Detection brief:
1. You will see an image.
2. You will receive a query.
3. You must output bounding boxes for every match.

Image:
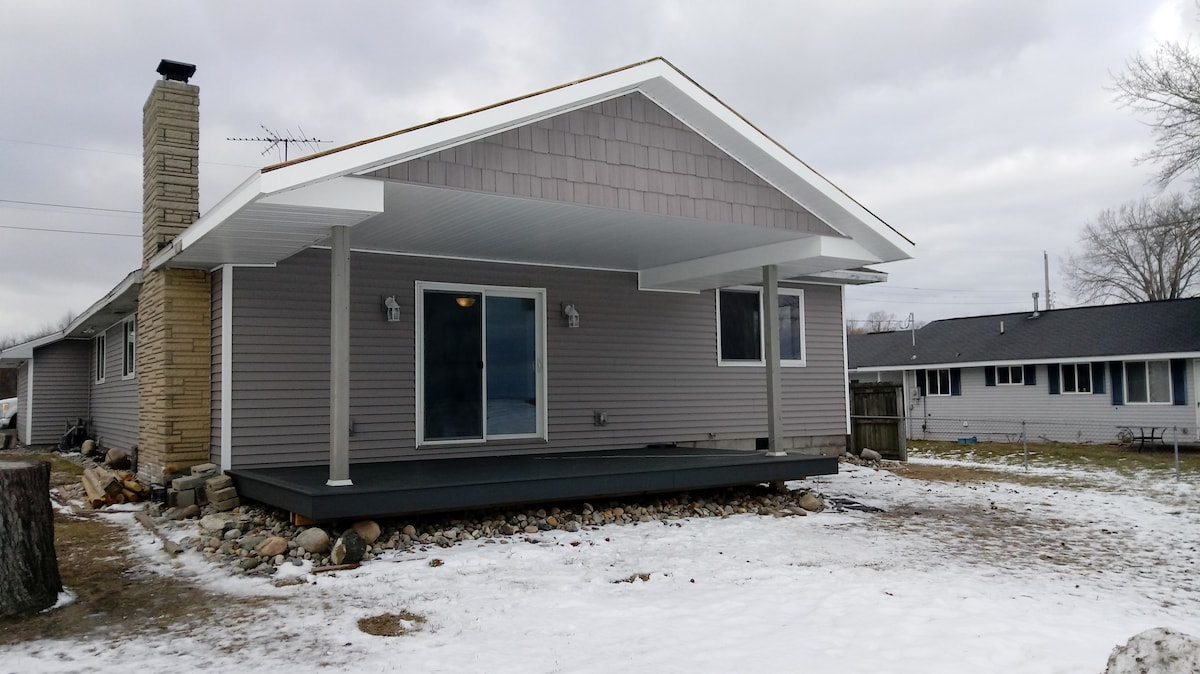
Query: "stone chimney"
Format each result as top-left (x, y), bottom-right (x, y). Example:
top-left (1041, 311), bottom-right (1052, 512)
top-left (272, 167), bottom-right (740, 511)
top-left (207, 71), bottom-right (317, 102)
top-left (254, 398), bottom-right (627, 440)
top-left (137, 59), bottom-right (212, 484)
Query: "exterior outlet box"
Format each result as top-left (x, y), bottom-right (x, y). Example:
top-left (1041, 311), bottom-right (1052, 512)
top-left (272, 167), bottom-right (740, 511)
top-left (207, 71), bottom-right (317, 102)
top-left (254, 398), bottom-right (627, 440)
top-left (593, 411), bottom-right (608, 426)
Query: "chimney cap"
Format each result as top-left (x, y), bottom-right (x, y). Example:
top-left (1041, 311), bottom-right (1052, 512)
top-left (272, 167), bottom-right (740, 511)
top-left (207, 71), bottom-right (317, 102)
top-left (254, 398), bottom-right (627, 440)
top-left (156, 59), bottom-right (196, 83)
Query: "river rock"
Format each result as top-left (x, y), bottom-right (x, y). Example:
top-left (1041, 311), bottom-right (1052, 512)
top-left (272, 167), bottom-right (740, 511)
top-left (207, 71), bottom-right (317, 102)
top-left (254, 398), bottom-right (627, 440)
top-left (295, 527), bottom-right (330, 554)
top-left (352, 520), bottom-right (381, 545)
top-left (799, 492), bottom-right (825, 512)
top-left (255, 536), bottom-right (288, 558)
top-left (860, 448), bottom-right (883, 462)
top-left (104, 447), bottom-right (132, 469)
top-left (331, 528), bottom-right (366, 565)
top-left (199, 512), bottom-right (251, 534)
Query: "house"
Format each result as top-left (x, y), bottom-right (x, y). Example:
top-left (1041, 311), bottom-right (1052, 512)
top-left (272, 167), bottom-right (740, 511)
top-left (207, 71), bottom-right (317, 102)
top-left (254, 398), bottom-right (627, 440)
top-left (1, 271), bottom-right (141, 449)
top-left (3, 57), bottom-right (914, 518)
top-left (847, 299), bottom-right (1200, 444)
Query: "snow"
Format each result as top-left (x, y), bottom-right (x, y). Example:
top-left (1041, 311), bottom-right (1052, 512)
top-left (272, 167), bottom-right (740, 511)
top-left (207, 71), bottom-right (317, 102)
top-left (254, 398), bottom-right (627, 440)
top-left (6, 460), bottom-right (1199, 673)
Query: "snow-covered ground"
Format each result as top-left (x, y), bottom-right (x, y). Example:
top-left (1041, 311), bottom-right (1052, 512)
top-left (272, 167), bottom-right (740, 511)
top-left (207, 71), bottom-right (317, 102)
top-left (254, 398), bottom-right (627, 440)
top-left (6, 459), bottom-right (1199, 674)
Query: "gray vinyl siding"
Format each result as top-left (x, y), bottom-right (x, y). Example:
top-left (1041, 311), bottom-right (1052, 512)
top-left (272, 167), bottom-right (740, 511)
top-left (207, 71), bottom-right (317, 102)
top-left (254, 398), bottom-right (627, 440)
top-left (211, 270), bottom-right (223, 465)
top-left (16, 361), bottom-right (29, 444)
top-left (88, 321), bottom-right (138, 450)
top-left (368, 92), bottom-right (839, 237)
top-left (905, 362), bottom-right (1197, 444)
top-left (228, 248), bottom-right (848, 469)
top-left (26, 340), bottom-right (90, 446)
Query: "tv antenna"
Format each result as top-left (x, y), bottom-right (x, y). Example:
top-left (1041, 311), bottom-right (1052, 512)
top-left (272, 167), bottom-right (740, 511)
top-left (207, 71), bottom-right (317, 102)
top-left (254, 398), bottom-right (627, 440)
top-left (227, 125), bottom-right (332, 162)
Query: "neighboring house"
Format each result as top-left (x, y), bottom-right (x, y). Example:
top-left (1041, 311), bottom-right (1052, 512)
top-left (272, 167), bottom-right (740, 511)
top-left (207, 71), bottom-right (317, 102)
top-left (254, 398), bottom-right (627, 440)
top-left (4, 57), bottom-right (915, 518)
top-left (847, 299), bottom-right (1200, 444)
top-left (0, 271), bottom-right (141, 448)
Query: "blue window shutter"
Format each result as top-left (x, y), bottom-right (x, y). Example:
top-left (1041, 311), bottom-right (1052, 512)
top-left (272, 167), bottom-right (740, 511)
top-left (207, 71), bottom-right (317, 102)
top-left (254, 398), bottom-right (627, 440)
top-left (1091, 362), bottom-right (1105, 395)
top-left (916, 369), bottom-right (926, 396)
top-left (1170, 359), bottom-right (1187, 405)
top-left (1023, 364), bottom-right (1036, 386)
top-left (1047, 363), bottom-right (1060, 395)
top-left (1109, 362), bottom-right (1124, 405)
top-left (950, 368), bottom-right (962, 396)
top-left (984, 366), bottom-right (996, 387)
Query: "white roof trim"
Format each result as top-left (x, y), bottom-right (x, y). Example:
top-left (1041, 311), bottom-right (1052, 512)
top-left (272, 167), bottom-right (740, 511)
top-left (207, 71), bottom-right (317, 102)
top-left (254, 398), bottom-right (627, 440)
top-left (853, 352), bottom-right (1200, 372)
top-left (0, 331), bottom-right (66, 361)
top-left (154, 58), bottom-right (914, 272)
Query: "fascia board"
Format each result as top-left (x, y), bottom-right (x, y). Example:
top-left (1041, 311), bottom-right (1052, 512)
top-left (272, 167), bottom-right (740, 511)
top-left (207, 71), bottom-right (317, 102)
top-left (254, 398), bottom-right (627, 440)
top-left (150, 172), bottom-right (266, 271)
top-left (0, 331), bottom-right (66, 361)
top-left (63, 270), bottom-right (143, 337)
top-left (639, 235), bottom-right (877, 290)
top-left (854, 351), bottom-right (1200, 372)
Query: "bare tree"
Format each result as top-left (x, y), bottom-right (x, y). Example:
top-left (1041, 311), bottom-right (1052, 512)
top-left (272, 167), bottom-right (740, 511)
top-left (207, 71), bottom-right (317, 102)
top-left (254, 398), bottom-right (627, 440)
top-left (847, 310), bottom-right (899, 334)
top-left (1064, 194), bottom-right (1200, 303)
top-left (1113, 41), bottom-right (1200, 187)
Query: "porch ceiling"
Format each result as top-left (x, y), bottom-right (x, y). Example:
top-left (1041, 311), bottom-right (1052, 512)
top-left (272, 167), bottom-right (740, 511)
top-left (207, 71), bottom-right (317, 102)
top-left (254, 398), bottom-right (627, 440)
top-left (167, 179), bottom-right (880, 291)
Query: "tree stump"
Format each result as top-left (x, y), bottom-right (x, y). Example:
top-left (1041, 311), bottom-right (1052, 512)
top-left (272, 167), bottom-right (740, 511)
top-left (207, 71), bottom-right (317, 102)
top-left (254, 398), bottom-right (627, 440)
top-left (0, 461), bottom-right (63, 618)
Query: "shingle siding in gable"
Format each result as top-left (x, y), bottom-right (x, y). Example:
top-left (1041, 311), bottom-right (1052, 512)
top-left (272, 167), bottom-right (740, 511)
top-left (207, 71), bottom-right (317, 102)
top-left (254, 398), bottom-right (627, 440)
top-left (370, 92), bottom-right (839, 236)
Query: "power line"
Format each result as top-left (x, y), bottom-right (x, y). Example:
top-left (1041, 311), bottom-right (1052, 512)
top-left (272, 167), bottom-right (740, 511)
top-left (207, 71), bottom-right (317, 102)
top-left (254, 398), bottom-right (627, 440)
top-left (0, 224), bottom-right (139, 238)
top-left (0, 134), bottom-right (260, 167)
top-left (0, 198), bottom-right (139, 215)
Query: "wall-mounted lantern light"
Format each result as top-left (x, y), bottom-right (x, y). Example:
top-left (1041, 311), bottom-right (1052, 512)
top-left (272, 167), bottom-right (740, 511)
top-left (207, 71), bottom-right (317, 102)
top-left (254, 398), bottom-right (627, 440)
top-left (383, 295), bottom-right (401, 322)
top-left (562, 303), bottom-right (580, 328)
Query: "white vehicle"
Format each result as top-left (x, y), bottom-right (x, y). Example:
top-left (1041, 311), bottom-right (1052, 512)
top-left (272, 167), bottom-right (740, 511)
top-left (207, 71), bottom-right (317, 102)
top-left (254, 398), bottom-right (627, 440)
top-left (0, 397), bottom-right (16, 429)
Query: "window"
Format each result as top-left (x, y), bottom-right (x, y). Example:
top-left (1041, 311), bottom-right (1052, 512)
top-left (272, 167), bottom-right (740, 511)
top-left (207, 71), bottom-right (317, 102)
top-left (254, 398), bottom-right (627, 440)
top-left (926, 368), bottom-right (952, 396)
top-left (122, 320), bottom-right (136, 378)
top-left (996, 365), bottom-right (1023, 385)
top-left (94, 333), bottom-right (106, 383)
top-left (1125, 360), bottom-right (1171, 403)
top-left (1060, 363), bottom-right (1091, 394)
top-left (717, 287), bottom-right (805, 366)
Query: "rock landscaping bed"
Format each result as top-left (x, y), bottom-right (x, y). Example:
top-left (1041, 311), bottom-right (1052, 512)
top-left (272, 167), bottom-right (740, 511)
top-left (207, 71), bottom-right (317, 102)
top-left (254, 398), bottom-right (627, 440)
top-left (142, 479), bottom-right (837, 579)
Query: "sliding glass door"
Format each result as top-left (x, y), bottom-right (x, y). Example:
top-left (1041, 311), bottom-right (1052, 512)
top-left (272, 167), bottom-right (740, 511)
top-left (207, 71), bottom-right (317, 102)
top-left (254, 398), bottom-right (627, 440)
top-left (418, 283), bottom-right (545, 445)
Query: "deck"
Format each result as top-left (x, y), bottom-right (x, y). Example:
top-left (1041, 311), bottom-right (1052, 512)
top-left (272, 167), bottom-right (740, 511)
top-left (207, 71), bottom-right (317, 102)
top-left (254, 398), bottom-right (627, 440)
top-left (227, 447), bottom-right (838, 520)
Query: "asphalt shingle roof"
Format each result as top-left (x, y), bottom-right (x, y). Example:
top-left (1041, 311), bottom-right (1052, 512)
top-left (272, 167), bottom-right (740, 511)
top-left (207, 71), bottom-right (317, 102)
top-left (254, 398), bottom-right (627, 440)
top-left (847, 298), bottom-right (1200, 369)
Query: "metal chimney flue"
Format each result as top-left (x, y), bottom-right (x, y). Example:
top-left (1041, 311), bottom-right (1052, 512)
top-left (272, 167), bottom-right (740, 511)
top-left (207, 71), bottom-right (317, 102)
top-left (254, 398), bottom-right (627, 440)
top-left (1030, 292), bottom-right (1041, 318)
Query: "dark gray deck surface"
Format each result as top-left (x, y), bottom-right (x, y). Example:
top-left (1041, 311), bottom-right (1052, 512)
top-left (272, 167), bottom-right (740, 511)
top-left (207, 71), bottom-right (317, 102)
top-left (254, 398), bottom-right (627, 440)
top-left (228, 447), bottom-right (838, 520)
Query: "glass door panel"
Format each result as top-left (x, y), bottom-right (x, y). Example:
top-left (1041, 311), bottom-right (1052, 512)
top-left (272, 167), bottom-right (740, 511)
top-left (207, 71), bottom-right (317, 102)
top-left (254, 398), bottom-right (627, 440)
top-left (485, 295), bottom-right (538, 436)
top-left (422, 290), bottom-right (483, 441)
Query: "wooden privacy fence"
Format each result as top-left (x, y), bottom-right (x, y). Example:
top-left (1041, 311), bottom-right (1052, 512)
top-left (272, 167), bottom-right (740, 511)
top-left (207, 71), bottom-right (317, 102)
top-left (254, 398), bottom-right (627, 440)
top-left (849, 382), bottom-right (907, 461)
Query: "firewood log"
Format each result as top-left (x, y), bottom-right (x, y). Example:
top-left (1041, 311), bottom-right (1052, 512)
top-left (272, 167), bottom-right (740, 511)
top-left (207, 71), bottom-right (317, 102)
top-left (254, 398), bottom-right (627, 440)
top-left (80, 472), bottom-right (105, 508)
top-left (84, 468), bottom-right (121, 498)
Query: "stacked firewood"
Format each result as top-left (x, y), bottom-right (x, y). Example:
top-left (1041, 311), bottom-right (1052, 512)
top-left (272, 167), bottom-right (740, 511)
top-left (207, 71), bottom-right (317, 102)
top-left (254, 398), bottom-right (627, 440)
top-left (80, 466), bottom-right (149, 508)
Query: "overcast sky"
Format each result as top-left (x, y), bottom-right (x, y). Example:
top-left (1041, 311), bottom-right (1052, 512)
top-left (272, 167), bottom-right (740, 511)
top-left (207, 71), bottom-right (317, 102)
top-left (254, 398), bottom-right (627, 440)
top-left (0, 1), bottom-right (1191, 338)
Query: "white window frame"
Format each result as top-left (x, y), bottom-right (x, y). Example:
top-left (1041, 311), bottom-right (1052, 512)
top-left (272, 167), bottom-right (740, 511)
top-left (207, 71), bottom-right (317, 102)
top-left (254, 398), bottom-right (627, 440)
top-left (1060, 362), bottom-right (1091, 394)
top-left (996, 365), bottom-right (1023, 385)
top-left (1124, 359), bottom-right (1172, 404)
top-left (94, 333), bottom-right (106, 384)
top-left (926, 368), bottom-right (952, 396)
top-left (716, 286), bottom-right (806, 367)
top-left (121, 318), bottom-right (136, 379)
top-left (414, 281), bottom-right (548, 447)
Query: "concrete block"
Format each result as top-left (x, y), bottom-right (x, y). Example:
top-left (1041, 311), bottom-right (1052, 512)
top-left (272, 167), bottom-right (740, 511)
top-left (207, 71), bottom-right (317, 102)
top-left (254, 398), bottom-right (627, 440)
top-left (190, 462), bottom-right (219, 477)
top-left (207, 486), bottom-right (237, 502)
top-left (205, 474), bottom-right (233, 491)
top-left (171, 475), bottom-right (206, 491)
top-left (168, 488), bottom-right (196, 508)
top-left (213, 497), bottom-right (240, 512)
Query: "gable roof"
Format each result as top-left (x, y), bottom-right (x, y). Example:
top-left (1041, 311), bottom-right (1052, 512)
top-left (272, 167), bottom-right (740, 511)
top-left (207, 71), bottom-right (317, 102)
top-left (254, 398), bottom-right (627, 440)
top-left (148, 57), bottom-right (914, 290)
top-left (0, 270), bottom-right (141, 363)
top-left (848, 298), bottom-right (1200, 370)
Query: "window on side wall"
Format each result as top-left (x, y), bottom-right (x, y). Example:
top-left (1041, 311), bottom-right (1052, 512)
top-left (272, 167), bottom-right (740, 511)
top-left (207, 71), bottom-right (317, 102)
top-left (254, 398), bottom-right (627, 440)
top-left (1125, 360), bottom-right (1171, 403)
top-left (997, 365), bottom-right (1023, 385)
top-left (926, 368), bottom-right (952, 396)
top-left (716, 287), bottom-right (806, 366)
top-left (1060, 363), bottom-right (1091, 394)
top-left (94, 333), bottom-right (106, 383)
top-left (122, 320), bottom-right (136, 378)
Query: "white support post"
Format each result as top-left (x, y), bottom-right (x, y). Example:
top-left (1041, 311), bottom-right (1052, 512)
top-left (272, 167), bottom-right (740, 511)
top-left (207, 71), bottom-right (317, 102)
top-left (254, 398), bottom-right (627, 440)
top-left (763, 265), bottom-right (785, 457)
top-left (327, 225), bottom-right (353, 486)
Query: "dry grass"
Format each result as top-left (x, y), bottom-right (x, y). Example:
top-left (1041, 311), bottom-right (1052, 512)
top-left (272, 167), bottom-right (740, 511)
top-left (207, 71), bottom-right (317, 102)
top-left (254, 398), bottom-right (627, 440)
top-left (357, 611), bottom-right (427, 637)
